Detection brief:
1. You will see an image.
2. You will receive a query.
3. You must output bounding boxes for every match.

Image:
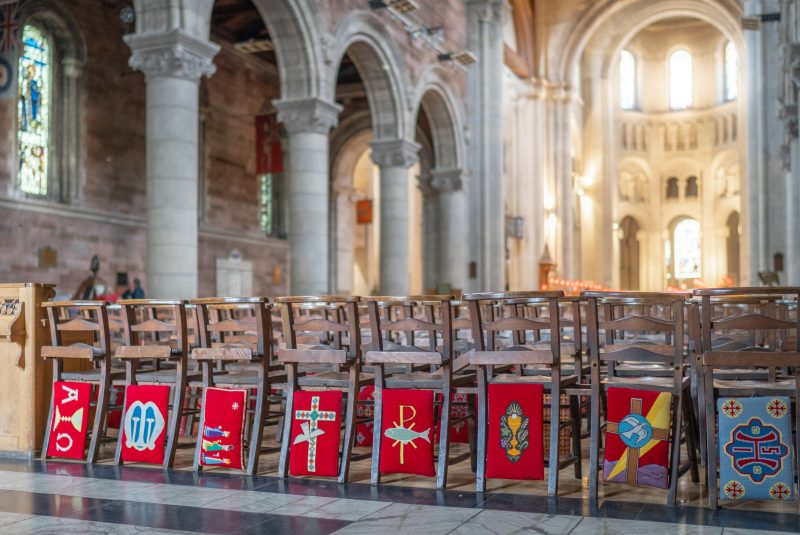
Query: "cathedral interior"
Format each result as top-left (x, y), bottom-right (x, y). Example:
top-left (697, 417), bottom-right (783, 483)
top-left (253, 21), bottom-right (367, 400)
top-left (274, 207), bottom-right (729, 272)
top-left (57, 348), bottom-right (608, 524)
top-left (0, 1), bottom-right (798, 534)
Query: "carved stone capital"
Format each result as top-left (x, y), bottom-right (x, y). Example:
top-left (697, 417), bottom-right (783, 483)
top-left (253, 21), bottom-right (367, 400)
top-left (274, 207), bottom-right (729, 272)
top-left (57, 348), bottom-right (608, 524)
top-left (370, 139), bottom-right (420, 168)
top-left (125, 29), bottom-right (219, 82)
top-left (430, 168), bottom-right (464, 192)
top-left (274, 98), bottom-right (342, 135)
top-left (466, 0), bottom-right (506, 24)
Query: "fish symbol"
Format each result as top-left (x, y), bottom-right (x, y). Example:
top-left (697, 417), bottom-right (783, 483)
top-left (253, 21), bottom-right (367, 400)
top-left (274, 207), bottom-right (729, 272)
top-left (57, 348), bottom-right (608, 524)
top-left (384, 426), bottom-right (431, 444)
top-left (293, 421), bottom-right (325, 445)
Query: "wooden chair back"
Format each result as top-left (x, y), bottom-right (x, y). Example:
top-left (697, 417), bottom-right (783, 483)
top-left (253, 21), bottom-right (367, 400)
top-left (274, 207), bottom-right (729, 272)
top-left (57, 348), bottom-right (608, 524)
top-left (277, 296), bottom-right (361, 365)
top-left (42, 301), bottom-right (111, 363)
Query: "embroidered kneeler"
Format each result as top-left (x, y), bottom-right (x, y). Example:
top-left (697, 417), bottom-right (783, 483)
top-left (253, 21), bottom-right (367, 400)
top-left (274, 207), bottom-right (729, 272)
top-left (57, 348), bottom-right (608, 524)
top-left (485, 383), bottom-right (544, 480)
top-left (120, 384), bottom-right (170, 464)
top-left (199, 388), bottom-right (247, 470)
top-left (289, 390), bottom-right (342, 477)
top-left (379, 389), bottom-right (435, 476)
top-left (46, 381), bottom-right (92, 460)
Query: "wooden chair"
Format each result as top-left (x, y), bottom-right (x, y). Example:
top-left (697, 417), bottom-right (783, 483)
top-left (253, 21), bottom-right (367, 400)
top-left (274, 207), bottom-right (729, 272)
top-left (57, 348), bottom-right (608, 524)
top-left (276, 296), bottom-right (367, 483)
top-left (41, 301), bottom-right (121, 463)
top-left (467, 291), bottom-right (582, 496)
top-left (365, 295), bottom-right (474, 489)
top-left (113, 299), bottom-right (192, 469)
top-left (585, 291), bottom-right (698, 506)
top-left (696, 287), bottom-right (800, 510)
top-left (189, 297), bottom-right (280, 475)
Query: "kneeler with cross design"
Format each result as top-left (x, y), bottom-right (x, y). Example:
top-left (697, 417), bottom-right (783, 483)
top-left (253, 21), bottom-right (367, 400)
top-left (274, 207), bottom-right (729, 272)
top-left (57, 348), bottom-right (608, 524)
top-left (603, 387), bottom-right (673, 489)
top-left (289, 390), bottom-right (342, 477)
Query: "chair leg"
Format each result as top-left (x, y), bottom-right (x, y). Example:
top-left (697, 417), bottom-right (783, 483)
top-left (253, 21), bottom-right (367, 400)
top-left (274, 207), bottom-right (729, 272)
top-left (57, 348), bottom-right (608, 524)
top-left (682, 391), bottom-right (700, 484)
top-left (88, 369), bottom-right (111, 464)
top-left (588, 385), bottom-right (601, 506)
top-left (467, 393), bottom-right (477, 473)
top-left (192, 385), bottom-right (210, 472)
top-left (370, 366), bottom-right (385, 486)
top-left (666, 389), bottom-right (684, 506)
top-left (475, 369), bottom-right (488, 493)
top-left (164, 367), bottom-right (188, 469)
top-left (246, 379), bottom-right (267, 476)
top-left (547, 382), bottom-right (561, 496)
top-left (569, 393), bottom-right (582, 479)
top-left (277, 372), bottom-right (296, 479)
top-left (436, 383), bottom-right (453, 490)
top-left (338, 365), bottom-right (360, 484)
top-left (41, 380), bottom-right (57, 461)
top-left (113, 385), bottom-right (130, 466)
top-left (704, 372), bottom-right (718, 509)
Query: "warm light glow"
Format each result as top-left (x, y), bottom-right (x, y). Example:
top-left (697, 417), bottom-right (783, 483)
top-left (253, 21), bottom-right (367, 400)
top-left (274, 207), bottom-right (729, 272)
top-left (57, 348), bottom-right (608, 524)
top-left (619, 49), bottom-right (636, 110)
top-left (669, 49), bottom-right (693, 110)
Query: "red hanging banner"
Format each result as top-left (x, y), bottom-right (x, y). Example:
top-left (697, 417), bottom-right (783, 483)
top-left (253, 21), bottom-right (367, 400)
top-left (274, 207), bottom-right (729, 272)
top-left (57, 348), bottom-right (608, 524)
top-left (255, 113), bottom-right (283, 174)
top-left (46, 381), bottom-right (91, 460)
top-left (199, 387), bottom-right (247, 470)
top-left (289, 390), bottom-right (342, 477)
top-left (379, 389), bottom-right (435, 477)
top-left (485, 383), bottom-right (544, 480)
top-left (120, 384), bottom-right (170, 464)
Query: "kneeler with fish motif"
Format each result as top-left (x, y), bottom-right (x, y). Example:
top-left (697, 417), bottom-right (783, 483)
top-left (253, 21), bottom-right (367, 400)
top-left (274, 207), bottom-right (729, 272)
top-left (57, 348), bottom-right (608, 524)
top-left (46, 381), bottom-right (92, 460)
top-left (718, 397), bottom-right (794, 502)
top-left (120, 385), bottom-right (169, 464)
top-left (379, 389), bottom-right (435, 476)
top-left (199, 388), bottom-right (247, 470)
top-left (603, 387), bottom-right (672, 489)
top-left (289, 390), bottom-right (342, 477)
top-left (486, 383), bottom-right (544, 480)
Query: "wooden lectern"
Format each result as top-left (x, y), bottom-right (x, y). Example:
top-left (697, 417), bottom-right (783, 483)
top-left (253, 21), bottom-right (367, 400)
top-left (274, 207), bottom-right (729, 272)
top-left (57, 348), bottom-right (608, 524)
top-left (0, 283), bottom-right (56, 457)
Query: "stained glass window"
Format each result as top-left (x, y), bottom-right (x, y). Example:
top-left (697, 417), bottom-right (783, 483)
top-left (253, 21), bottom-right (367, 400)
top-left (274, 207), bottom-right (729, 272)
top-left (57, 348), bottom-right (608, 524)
top-left (620, 49), bottom-right (636, 110)
top-left (259, 173), bottom-right (274, 235)
top-left (724, 41), bottom-right (738, 101)
top-left (18, 25), bottom-right (50, 196)
top-left (669, 50), bottom-right (692, 110)
top-left (674, 218), bottom-right (701, 279)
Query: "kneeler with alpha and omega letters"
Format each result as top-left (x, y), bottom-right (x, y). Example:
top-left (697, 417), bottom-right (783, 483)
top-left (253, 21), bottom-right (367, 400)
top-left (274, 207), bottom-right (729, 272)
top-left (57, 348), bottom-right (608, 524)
top-left (379, 389), bottom-right (435, 476)
top-left (120, 384), bottom-right (169, 464)
top-left (718, 397), bottom-right (794, 502)
top-left (289, 390), bottom-right (342, 477)
top-left (199, 387), bottom-right (247, 470)
top-left (46, 381), bottom-right (92, 460)
top-left (486, 383), bottom-right (544, 480)
top-left (603, 387), bottom-right (672, 489)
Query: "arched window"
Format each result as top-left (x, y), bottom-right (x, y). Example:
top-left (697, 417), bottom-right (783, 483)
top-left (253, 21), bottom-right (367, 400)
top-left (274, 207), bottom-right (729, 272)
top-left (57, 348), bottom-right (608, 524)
top-left (674, 218), bottom-right (701, 279)
top-left (669, 49), bottom-right (692, 110)
top-left (724, 40), bottom-right (738, 101)
top-left (666, 177), bottom-right (679, 199)
top-left (18, 25), bottom-right (51, 196)
top-left (620, 49), bottom-right (636, 110)
top-left (685, 176), bottom-right (698, 198)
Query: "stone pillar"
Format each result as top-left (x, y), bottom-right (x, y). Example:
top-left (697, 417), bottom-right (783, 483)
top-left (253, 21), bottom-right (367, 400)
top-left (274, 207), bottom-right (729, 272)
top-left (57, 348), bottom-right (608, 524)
top-left (466, 0), bottom-right (505, 291)
top-left (274, 98), bottom-right (342, 295)
top-left (371, 139), bottom-right (420, 295)
top-left (431, 168), bottom-right (467, 291)
top-left (61, 58), bottom-right (83, 204)
top-left (125, 29), bottom-right (219, 299)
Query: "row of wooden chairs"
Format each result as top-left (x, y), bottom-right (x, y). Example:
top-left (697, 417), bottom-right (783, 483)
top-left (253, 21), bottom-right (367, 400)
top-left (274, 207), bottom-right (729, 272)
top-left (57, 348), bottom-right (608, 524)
top-left (38, 288), bottom-right (800, 511)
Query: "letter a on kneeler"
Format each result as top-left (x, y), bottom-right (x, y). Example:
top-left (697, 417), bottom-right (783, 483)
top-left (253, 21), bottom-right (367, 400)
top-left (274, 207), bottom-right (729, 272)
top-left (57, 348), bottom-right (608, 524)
top-left (120, 385), bottom-right (170, 464)
top-left (289, 390), bottom-right (342, 477)
top-left (486, 383), bottom-right (544, 480)
top-left (199, 388), bottom-right (247, 470)
top-left (718, 397), bottom-right (794, 502)
top-left (379, 389), bottom-right (435, 477)
top-left (603, 387), bottom-right (672, 489)
top-left (47, 381), bottom-right (91, 460)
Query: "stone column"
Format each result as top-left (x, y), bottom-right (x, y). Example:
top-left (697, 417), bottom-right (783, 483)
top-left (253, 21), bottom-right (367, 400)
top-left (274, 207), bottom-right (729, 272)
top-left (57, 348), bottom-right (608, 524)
top-left (274, 98), bottom-right (342, 295)
top-left (431, 168), bottom-right (467, 291)
top-left (125, 29), bottom-right (219, 299)
top-left (466, 0), bottom-right (506, 292)
top-left (371, 139), bottom-right (420, 295)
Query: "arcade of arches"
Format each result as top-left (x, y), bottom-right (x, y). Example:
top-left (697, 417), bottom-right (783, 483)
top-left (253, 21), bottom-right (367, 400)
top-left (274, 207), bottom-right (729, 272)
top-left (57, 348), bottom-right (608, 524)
top-left (0, 0), bottom-right (796, 298)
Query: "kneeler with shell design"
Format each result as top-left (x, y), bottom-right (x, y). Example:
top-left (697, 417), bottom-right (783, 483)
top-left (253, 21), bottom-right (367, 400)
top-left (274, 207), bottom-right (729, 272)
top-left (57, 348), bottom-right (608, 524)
top-left (289, 390), bottom-right (342, 477)
top-left (718, 397), bottom-right (794, 502)
top-left (119, 384), bottom-right (169, 464)
top-left (485, 383), bottom-right (544, 480)
top-left (603, 387), bottom-right (672, 489)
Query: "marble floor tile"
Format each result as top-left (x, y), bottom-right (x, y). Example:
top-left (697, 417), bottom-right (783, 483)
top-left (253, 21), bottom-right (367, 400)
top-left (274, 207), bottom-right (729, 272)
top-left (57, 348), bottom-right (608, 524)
top-left (0, 512), bottom-right (34, 528)
top-left (332, 503), bottom-right (480, 534)
top-left (293, 497), bottom-right (393, 521)
top-left (721, 529), bottom-right (796, 535)
top-left (259, 495), bottom-right (339, 516)
top-left (202, 490), bottom-right (307, 513)
top-left (0, 516), bottom-right (142, 535)
top-left (450, 510), bottom-right (581, 535)
top-left (571, 518), bottom-right (724, 535)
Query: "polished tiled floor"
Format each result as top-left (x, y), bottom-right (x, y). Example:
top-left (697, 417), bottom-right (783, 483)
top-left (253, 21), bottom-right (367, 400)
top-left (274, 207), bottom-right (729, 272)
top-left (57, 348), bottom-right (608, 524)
top-left (1, 441), bottom-right (799, 535)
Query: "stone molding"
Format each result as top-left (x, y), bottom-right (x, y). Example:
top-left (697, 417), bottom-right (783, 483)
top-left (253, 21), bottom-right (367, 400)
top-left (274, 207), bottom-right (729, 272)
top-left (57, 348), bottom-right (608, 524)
top-left (274, 98), bottom-right (342, 135)
top-left (370, 139), bottom-right (421, 168)
top-left (466, 0), bottom-right (506, 25)
top-left (125, 28), bottom-right (219, 82)
top-left (430, 168), bottom-right (464, 192)
top-left (780, 102), bottom-right (799, 140)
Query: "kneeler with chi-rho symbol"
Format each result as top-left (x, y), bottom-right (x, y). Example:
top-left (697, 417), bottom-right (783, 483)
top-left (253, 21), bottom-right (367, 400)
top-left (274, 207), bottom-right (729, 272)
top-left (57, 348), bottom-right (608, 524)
top-left (379, 389), bottom-right (435, 476)
top-left (603, 387), bottom-right (673, 489)
top-left (289, 390), bottom-right (342, 477)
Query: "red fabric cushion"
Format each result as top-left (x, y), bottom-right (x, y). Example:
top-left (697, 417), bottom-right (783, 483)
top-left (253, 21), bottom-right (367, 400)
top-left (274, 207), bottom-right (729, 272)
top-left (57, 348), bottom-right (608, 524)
top-left (355, 386), bottom-right (375, 447)
top-left (434, 392), bottom-right (472, 444)
top-left (120, 384), bottom-right (170, 464)
top-left (289, 390), bottom-right (342, 477)
top-left (200, 387), bottom-right (247, 470)
top-left (603, 387), bottom-right (672, 489)
top-left (486, 383), bottom-right (544, 480)
top-left (379, 389), bottom-right (435, 477)
top-left (47, 381), bottom-right (92, 460)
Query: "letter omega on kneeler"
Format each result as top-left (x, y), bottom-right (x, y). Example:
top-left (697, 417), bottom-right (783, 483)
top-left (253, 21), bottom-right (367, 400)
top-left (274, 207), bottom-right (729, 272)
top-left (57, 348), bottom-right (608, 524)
top-left (379, 389), bottom-right (435, 477)
top-left (199, 388), bottom-right (247, 470)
